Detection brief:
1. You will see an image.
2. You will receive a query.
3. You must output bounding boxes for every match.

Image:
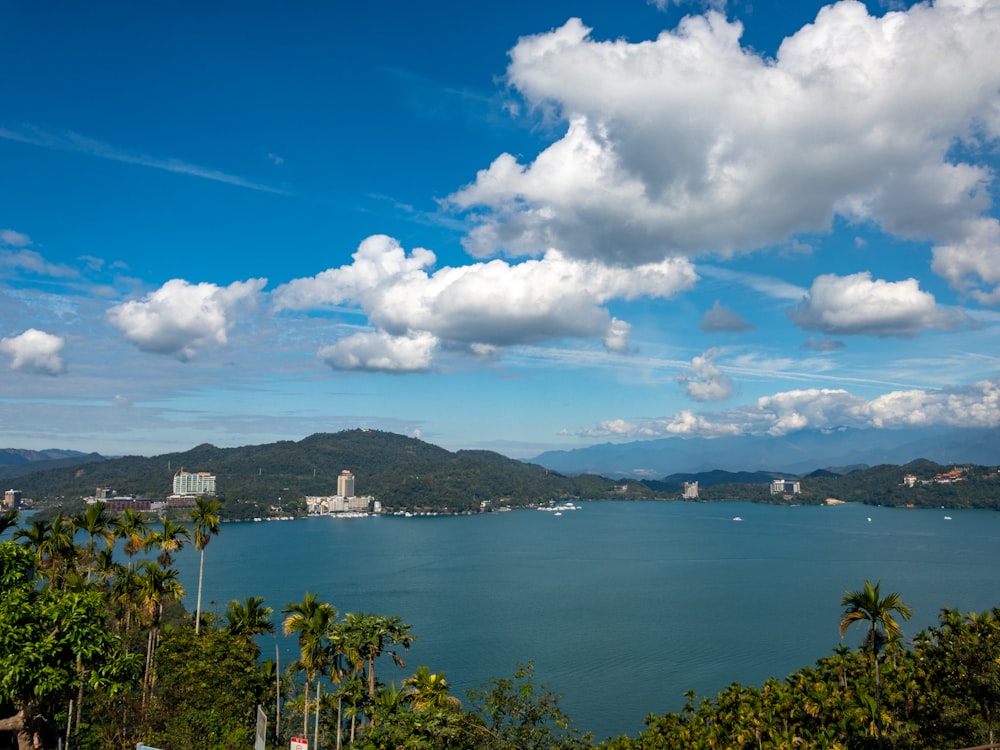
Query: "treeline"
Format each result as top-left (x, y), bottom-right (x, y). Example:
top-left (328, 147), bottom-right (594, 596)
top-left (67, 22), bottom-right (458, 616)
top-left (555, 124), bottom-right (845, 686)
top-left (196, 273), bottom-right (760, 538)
top-left (11, 430), bottom-right (649, 515)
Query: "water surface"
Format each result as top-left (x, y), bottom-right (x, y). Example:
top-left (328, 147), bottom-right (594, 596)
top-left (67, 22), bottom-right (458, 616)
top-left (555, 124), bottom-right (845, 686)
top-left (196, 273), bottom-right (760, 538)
top-left (172, 501), bottom-right (1000, 739)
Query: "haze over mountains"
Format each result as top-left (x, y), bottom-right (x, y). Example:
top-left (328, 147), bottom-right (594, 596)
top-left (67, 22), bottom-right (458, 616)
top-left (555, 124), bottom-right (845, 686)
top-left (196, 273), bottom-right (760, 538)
top-left (528, 427), bottom-right (1000, 479)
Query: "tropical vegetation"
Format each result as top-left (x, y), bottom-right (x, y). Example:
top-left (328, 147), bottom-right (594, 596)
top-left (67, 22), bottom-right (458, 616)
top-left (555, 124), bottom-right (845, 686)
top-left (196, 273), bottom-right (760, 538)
top-left (5, 504), bottom-right (1000, 749)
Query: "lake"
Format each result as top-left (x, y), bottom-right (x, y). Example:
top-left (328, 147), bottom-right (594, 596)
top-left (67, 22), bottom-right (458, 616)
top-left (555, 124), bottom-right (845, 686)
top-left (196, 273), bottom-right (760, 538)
top-left (166, 500), bottom-right (1000, 740)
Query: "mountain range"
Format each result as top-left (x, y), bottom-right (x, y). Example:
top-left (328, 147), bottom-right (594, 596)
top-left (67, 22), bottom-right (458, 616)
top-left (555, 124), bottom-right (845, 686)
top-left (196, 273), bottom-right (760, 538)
top-left (527, 427), bottom-right (1000, 478)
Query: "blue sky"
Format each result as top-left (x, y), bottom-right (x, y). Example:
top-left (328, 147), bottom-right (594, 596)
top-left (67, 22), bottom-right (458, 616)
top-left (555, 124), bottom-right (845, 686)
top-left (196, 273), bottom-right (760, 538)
top-left (2, 0), bottom-right (1000, 459)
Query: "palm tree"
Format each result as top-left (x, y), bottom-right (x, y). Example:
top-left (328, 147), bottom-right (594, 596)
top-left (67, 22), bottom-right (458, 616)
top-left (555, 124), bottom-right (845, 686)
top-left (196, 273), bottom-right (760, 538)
top-left (283, 592), bottom-right (338, 739)
top-left (71, 502), bottom-right (118, 581)
top-left (840, 579), bottom-right (912, 750)
top-left (341, 612), bottom-right (414, 699)
top-left (13, 516), bottom-right (52, 566)
top-left (191, 497), bottom-right (222, 634)
top-left (147, 518), bottom-right (190, 568)
top-left (116, 508), bottom-right (149, 571)
top-left (0, 508), bottom-right (18, 535)
top-left (403, 666), bottom-right (462, 710)
top-left (16, 513), bottom-right (77, 588)
top-left (136, 560), bottom-right (185, 705)
top-left (224, 595), bottom-right (275, 656)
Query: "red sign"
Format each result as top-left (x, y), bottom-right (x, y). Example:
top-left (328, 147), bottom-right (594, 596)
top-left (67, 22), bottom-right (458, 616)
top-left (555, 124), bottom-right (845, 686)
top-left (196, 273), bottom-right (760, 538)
top-left (290, 738), bottom-right (308, 750)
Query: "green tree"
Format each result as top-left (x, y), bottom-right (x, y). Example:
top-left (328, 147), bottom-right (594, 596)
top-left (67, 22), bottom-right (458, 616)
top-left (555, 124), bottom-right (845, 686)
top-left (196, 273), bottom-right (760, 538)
top-left (403, 666), bottom-right (462, 710)
top-left (136, 560), bottom-right (185, 705)
top-left (840, 579), bottom-right (912, 750)
top-left (0, 508), bottom-right (18, 535)
top-left (191, 497), bottom-right (222, 634)
top-left (466, 662), bottom-right (591, 750)
top-left (147, 518), bottom-right (191, 568)
top-left (340, 611), bottom-right (414, 700)
top-left (135, 624), bottom-right (270, 750)
top-left (0, 541), bottom-right (138, 750)
top-left (283, 592), bottom-right (338, 740)
top-left (224, 595), bottom-right (275, 656)
top-left (71, 501), bottom-right (118, 581)
top-left (116, 508), bottom-right (150, 571)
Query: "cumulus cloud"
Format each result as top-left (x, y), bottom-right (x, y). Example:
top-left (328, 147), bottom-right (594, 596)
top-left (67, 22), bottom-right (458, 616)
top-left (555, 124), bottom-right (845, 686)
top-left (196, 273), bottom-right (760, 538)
top-left (449, 2), bottom-right (1000, 299)
top-left (579, 377), bottom-right (1000, 439)
top-left (788, 272), bottom-right (968, 337)
top-left (107, 278), bottom-right (266, 360)
top-left (273, 234), bottom-right (697, 368)
top-left (700, 300), bottom-right (754, 333)
top-left (0, 328), bottom-right (66, 375)
top-left (318, 330), bottom-right (437, 373)
top-left (675, 348), bottom-right (734, 401)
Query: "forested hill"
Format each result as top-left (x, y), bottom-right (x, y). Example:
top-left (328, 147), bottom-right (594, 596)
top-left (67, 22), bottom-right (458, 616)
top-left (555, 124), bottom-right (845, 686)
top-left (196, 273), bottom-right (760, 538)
top-left (12, 430), bottom-right (645, 514)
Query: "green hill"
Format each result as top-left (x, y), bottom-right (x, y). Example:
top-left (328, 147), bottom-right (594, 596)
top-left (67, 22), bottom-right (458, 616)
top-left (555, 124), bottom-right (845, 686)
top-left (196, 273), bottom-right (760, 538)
top-left (690, 458), bottom-right (1000, 508)
top-left (11, 430), bottom-right (648, 516)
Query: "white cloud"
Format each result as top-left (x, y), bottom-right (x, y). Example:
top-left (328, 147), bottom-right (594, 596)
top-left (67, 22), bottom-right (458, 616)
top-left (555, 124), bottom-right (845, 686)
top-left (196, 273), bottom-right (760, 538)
top-left (675, 348), bottom-right (734, 401)
top-left (700, 300), bottom-right (754, 332)
top-left (0, 328), bottom-right (66, 376)
top-left (107, 278), bottom-right (266, 360)
top-left (0, 248), bottom-right (78, 279)
top-left (579, 377), bottom-right (1000, 439)
top-left (450, 2), bottom-right (1000, 298)
top-left (788, 272), bottom-right (968, 337)
top-left (318, 330), bottom-right (436, 373)
top-left (0, 229), bottom-right (32, 247)
top-left (273, 234), bottom-right (697, 364)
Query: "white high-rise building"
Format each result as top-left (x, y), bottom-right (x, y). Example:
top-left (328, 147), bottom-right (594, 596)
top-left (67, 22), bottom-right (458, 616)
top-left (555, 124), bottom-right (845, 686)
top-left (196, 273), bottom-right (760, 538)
top-left (337, 470), bottom-right (356, 498)
top-left (173, 469), bottom-right (216, 496)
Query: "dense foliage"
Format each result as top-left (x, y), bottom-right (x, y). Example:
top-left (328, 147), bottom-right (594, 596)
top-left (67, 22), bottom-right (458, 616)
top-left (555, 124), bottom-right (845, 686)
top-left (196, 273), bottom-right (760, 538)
top-left (4, 504), bottom-right (1000, 750)
top-left (12, 430), bottom-right (648, 516)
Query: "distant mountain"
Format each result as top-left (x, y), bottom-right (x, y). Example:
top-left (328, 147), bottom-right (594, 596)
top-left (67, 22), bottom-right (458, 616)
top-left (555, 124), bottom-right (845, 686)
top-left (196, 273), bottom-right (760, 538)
top-left (0, 449), bottom-right (107, 482)
top-left (0, 448), bottom-right (96, 467)
top-left (10, 430), bottom-right (647, 514)
top-left (528, 427), bottom-right (1000, 478)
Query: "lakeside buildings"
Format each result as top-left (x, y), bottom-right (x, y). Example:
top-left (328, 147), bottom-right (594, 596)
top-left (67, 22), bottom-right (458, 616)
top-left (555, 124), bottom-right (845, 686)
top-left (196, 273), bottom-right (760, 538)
top-left (308, 469), bottom-right (376, 515)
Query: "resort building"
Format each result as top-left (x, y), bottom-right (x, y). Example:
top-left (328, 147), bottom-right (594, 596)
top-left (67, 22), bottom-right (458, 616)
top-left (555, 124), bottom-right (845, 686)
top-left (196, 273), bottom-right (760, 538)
top-left (305, 494), bottom-right (371, 514)
top-left (337, 470), bottom-right (356, 498)
top-left (682, 481), bottom-right (699, 499)
top-left (172, 469), bottom-right (217, 496)
top-left (770, 478), bottom-right (801, 495)
top-left (4, 489), bottom-right (21, 509)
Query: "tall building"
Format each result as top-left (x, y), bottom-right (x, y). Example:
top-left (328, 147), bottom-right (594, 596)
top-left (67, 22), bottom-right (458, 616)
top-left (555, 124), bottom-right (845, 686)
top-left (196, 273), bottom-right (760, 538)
top-left (173, 469), bottom-right (217, 496)
top-left (770, 478), bottom-right (801, 495)
top-left (4, 489), bottom-right (21, 509)
top-left (337, 470), bottom-right (356, 498)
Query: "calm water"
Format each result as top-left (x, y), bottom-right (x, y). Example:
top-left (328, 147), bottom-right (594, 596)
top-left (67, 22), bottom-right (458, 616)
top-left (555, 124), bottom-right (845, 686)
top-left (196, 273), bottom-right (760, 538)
top-left (165, 501), bottom-right (1000, 740)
